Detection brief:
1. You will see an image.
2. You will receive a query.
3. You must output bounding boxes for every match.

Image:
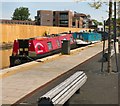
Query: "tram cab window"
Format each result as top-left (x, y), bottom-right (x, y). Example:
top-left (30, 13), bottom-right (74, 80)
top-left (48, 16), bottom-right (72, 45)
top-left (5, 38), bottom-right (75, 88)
top-left (47, 42), bottom-right (52, 50)
top-left (56, 40), bottom-right (60, 47)
top-left (77, 34), bottom-right (80, 39)
top-left (70, 37), bottom-right (73, 43)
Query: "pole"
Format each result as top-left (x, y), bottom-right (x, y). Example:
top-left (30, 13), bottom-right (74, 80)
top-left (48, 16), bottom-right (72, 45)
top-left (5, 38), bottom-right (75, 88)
top-left (114, 1), bottom-right (116, 42)
top-left (101, 20), bottom-right (106, 72)
top-left (107, 0), bottom-right (112, 73)
top-left (113, 1), bottom-right (119, 72)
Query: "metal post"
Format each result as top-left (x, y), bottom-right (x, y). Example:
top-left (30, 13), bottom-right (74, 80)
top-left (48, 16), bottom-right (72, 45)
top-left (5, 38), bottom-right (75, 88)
top-left (113, 1), bottom-right (119, 72)
top-left (107, 0), bottom-right (112, 73)
top-left (114, 2), bottom-right (117, 42)
top-left (101, 20), bottom-right (106, 72)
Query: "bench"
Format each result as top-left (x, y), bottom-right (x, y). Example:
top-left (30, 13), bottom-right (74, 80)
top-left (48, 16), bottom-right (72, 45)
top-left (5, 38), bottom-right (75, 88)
top-left (37, 71), bottom-right (87, 106)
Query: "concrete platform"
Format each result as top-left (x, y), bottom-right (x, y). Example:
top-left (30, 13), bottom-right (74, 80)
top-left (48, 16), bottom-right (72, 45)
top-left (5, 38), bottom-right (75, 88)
top-left (0, 41), bottom-right (107, 105)
top-left (69, 53), bottom-right (119, 105)
top-left (22, 51), bottom-right (119, 105)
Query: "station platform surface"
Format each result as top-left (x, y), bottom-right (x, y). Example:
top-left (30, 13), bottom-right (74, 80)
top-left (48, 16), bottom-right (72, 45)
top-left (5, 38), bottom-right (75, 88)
top-left (0, 41), bottom-right (108, 105)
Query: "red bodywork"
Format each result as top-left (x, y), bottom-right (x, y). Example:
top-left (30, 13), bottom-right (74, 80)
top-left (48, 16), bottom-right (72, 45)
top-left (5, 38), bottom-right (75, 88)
top-left (12, 34), bottom-right (75, 56)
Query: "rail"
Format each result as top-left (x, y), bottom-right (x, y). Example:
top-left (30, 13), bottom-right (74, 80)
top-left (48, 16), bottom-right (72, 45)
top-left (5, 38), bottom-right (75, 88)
top-left (37, 71), bottom-right (87, 106)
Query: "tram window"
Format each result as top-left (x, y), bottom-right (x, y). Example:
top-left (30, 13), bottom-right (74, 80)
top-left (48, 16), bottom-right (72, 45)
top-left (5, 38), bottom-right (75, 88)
top-left (47, 42), bottom-right (52, 50)
top-left (80, 36), bottom-right (83, 40)
top-left (77, 34), bottom-right (79, 39)
top-left (56, 40), bottom-right (60, 47)
top-left (70, 37), bottom-right (73, 43)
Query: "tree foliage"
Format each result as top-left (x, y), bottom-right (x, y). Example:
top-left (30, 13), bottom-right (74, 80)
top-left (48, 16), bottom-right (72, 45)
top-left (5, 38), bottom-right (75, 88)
top-left (12, 7), bottom-right (31, 21)
top-left (92, 19), bottom-right (103, 26)
top-left (88, 1), bottom-right (102, 9)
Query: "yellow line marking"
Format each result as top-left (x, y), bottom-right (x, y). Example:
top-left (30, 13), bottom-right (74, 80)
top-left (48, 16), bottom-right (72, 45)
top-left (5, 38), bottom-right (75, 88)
top-left (0, 62), bottom-right (40, 79)
top-left (0, 54), bottom-right (62, 79)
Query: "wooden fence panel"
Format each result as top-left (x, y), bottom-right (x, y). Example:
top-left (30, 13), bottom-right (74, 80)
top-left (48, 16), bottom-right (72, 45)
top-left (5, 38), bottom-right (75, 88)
top-left (0, 24), bottom-right (90, 43)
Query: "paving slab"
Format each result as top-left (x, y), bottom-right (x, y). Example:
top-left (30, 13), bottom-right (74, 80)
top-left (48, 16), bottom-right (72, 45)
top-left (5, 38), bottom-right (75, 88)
top-left (1, 41), bottom-right (108, 105)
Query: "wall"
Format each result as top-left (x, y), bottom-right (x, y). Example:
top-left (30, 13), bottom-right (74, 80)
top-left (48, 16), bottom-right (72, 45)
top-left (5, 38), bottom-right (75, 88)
top-left (0, 24), bottom-right (90, 43)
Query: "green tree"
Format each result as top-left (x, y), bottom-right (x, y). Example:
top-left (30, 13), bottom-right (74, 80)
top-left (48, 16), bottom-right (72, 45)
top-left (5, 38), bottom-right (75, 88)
top-left (12, 7), bottom-right (31, 21)
top-left (92, 19), bottom-right (103, 26)
top-left (99, 22), bottom-right (103, 25)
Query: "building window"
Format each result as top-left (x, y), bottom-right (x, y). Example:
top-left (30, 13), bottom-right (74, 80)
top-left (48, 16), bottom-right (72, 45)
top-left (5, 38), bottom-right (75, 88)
top-left (47, 20), bottom-right (50, 22)
top-left (47, 42), bottom-right (53, 50)
top-left (60, 13), bottom-right (68, 19)
top-left (60, 20), bottom-right (68, 24)
top-left (72, 22), bottom-right (75, 26)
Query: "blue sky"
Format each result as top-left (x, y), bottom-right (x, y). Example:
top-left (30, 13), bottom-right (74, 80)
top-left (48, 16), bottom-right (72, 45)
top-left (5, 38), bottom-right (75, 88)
top-left (1, 2), bottom-right (109, 22)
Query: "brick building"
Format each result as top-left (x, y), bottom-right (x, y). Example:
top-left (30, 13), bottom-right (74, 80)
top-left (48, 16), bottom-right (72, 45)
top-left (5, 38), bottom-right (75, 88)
top-left (74, 13), bottom-right (90, 28)
top-left (2, 10), bottom-right (90, 28)
top-left (36, 10), bottom-right (87, 28)
top-left (72, 16), bottom-right (84, 28)
top-left (53, 10), bottom-right (73, 27)
top-left (36, 10), bottom-right (53, 26)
